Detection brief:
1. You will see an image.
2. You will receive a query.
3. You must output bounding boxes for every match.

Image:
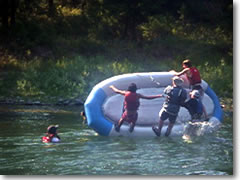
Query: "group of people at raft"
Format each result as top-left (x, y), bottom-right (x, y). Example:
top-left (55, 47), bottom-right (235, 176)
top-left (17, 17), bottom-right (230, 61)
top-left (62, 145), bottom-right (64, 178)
top-left (41, 59), bottom-right (207, 142)
top-left (109, 59), bottom-right (207, 137)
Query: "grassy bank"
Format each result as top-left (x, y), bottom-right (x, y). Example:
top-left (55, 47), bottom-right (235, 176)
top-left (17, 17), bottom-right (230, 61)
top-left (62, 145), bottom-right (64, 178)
top-left (0, 55), bottom-right (232, 102)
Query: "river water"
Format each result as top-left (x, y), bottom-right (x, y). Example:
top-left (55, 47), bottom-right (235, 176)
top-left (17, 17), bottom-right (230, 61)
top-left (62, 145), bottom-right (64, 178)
top-left (0, 105), bottom-right (233, 175)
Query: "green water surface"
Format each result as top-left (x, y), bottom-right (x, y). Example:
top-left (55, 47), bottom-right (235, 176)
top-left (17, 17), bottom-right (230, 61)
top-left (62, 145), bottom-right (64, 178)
top-left (0, 105), bottom-right (233, 175)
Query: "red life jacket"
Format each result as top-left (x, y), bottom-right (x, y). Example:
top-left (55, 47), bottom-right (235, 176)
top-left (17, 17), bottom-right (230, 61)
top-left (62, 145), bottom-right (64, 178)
top-left (42, 136), bottom-right (51, 143)
top-left (41, 134), bottom-right (55, 143)
top-left (124, 92), bottom-right (140, 111)
top-left (188, 67), bottom-right (201, 85)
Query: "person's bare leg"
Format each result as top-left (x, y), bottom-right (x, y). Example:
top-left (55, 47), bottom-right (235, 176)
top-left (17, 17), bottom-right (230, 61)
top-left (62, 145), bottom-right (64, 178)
top-left (129, 122), bottom-right (135, 132)
top-left (165, 122), bottom-right (174, 136)
top-left (129, 113), bottom-right (137, 133)
top-left (115, 118), bottom-right (124, 132)
top-left (152, 119), bottom-right (164, 136)
top-left (158, 120), bottom-right (164, 135)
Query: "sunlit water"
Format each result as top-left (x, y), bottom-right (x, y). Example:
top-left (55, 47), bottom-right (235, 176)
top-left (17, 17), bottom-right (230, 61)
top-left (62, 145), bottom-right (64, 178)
top-left (0, 105), bottom-right (233, 175)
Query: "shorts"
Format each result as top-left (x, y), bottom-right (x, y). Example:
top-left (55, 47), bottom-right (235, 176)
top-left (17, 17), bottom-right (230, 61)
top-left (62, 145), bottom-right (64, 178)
top-left (159, 109), bottom-right (177, 123)
top-left (121, 111), bottom-right (138, 124)
top-left (192, 85), bottom-right (202, 90)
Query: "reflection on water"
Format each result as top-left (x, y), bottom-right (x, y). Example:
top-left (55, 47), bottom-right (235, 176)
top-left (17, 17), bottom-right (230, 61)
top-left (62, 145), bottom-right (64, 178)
top-left (0, 105), bottom-right (233, 175)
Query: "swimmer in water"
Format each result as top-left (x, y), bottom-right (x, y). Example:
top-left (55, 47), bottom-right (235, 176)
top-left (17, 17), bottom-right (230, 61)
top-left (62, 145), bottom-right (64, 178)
top-left (41, 125), bottom-right (61, 143)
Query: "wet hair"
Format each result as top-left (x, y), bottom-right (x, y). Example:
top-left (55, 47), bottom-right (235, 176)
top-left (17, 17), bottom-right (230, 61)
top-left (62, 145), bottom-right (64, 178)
top-left (47, 125), bottom-right (58, 134)
top-left (127, 83), bottom-right (137, 92)
top-left (182, 59), bottom-right (192, 67)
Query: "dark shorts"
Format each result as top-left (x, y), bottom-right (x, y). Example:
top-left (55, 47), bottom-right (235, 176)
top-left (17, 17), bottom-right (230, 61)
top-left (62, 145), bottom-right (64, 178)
top-left (121, 111), bottom-right (138, 124)
top-left (159, 109), bottom-right (177, 123)
top-left (192, 85), bottom-right (202, 90)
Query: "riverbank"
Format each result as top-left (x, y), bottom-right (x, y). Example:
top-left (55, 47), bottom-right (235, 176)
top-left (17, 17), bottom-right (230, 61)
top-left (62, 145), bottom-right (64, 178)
top-left (0, 55), bottom-right (233, 106)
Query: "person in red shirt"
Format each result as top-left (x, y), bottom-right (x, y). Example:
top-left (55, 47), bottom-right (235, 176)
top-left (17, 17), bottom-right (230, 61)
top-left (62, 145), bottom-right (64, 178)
top-left (172, 59), bottom-right (202, 91)
top-left (109, 83), bottom-right (162, 133)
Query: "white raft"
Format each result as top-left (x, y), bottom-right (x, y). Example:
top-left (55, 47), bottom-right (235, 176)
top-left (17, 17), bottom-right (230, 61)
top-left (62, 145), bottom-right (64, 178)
top-left (84, 72), bottom-right (223, 137)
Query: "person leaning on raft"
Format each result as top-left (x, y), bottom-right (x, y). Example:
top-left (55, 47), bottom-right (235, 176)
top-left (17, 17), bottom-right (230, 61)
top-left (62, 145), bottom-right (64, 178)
top-left (183, 90), bottom-right (207, 122)
top-left (152, 76), bottom-right (187, 137)
top-left (171, 59), bottom-right (207, 117)
top-left (171, 59), bottom-right (203, 93)
top-left (109, 83), bottom-right (163, 133)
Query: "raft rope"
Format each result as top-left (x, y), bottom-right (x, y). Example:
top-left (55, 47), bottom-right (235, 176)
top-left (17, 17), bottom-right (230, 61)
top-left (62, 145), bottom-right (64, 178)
top-left (150, 75), bottom-right (161, 86)
top-left (135, 74), bottom-right (161, 87)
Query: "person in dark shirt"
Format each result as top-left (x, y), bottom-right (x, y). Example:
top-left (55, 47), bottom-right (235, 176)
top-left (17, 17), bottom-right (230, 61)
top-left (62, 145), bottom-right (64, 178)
top-left (183, 90), bottom-right (207, 122)
top-left (152, 76), bottom-right (187, 137)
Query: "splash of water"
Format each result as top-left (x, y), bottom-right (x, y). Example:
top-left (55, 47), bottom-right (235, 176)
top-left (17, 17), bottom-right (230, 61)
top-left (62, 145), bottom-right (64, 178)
top-left (183, 120), bottom-right (221, 139)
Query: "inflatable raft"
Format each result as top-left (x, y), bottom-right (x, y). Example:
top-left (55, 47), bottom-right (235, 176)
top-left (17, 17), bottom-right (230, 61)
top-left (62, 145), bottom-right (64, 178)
top-left (84, 72), bottom-right (223, 137)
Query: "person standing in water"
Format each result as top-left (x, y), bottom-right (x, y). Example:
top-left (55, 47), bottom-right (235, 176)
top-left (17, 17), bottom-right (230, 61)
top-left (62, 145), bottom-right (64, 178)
top-left (109, 83), bottom-right (163, 133)
top-left (152, 76), bottom-right (187, 137)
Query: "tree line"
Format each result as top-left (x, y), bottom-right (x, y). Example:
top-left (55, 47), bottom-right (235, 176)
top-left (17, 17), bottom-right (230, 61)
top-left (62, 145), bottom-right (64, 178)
top-left (0, 0), bottom-right (233, 41)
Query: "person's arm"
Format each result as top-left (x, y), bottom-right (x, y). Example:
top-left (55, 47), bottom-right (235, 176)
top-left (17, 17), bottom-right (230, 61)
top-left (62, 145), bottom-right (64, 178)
top-left (138, 93), bottom-right (163, 100)
top-left (172, 68), bottom-right (189, 76)
top-left (109, 85), bottom-right (126, 95)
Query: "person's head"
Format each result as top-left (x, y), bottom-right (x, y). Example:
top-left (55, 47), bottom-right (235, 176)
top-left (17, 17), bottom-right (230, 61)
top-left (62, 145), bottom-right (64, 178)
top-left (128, 83), bottom-right (137, 92)
top-left (190, 90), bottom-right (200, 99)
top-left (182, 59), bottom-right (192, 68)
top-left (47, 125), bottom-right (59, 135)
top-left (172, 76), bottom-right (184, 87)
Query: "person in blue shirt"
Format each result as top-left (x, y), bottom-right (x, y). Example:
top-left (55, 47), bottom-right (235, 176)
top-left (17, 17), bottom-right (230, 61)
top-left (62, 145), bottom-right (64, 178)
top-left (183, 90), bottom-right (207, 122)
top-left (152, 76), bottom-right (187, 137)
